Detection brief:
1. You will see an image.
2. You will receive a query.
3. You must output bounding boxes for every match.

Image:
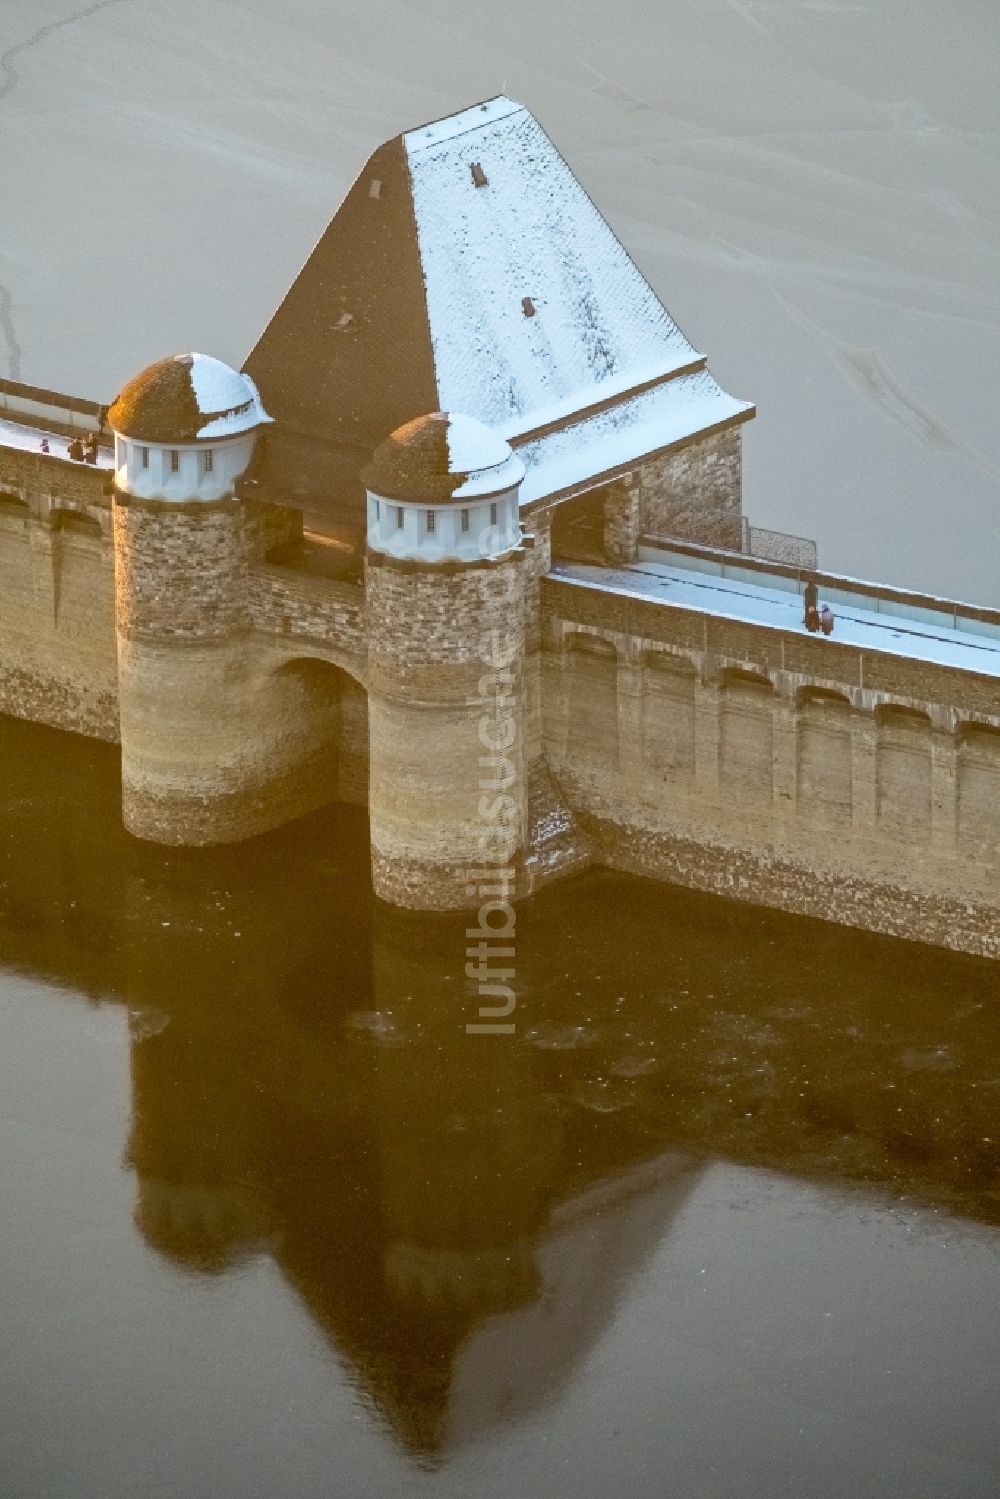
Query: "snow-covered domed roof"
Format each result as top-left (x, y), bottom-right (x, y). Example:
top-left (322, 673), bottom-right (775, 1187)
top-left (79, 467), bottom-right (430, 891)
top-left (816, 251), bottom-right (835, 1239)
top-left (108, 353), bottom-right (271, 443)
top-left (362, 412), bottom-right (524, 503)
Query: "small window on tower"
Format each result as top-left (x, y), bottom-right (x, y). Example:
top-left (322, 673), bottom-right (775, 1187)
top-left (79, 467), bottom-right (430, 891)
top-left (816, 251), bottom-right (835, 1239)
top-left (396, 507), bottom-right (404, 530)
top-left (522, 296), bottom-right (536, 318)
top-left (375, 500), bottom-right (380, 520)
top-left (426, 510), bottom-right (436, 533)
top-left (460, 509), bottom-right (470, 532)
top-left (369, 178), bottom-right (382, 199)
top-left (490, 502), bottom-right (498, 525)
top-left (170, 451), bottom-right (180, 473)
top-left (203, 449), bottom-right (213, 475)
top-left (470, 162), bottom-right (488, 188)
top-left (140, 447), bottom-right (149, 469)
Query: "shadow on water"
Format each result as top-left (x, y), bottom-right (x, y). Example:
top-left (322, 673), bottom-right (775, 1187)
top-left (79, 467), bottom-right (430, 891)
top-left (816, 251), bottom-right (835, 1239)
top-left (1, 713), bottom-right (999, 1458)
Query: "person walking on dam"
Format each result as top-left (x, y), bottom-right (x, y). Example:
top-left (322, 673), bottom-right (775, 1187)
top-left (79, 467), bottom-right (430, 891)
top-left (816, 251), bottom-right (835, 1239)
top-left (804, 578), bottom-right (820, 632)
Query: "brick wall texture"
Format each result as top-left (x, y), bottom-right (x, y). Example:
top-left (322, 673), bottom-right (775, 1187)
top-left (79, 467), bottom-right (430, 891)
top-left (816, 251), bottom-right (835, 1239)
top-left (113, 496), bottom-right (255, 641)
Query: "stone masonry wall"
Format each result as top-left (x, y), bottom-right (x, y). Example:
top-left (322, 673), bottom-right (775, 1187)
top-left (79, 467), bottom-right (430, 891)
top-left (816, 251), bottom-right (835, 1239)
top-left (366, 550), bottom-right (528, 908)
top-left (541, 423), bottom-right (745, 570)
top-left (0, 445), bottom-right (111, 511)
top-left (5, 416), bottom-right (997, 957)
top-left (249, 564), bottom-right (365, 661)
top-left (542, 574), bottom-right (1000, 960)
top-left (0, 443), bottom-right (370, 837)
top-left (635, 427), bottom-right (743, 551)
top-left (0, 507), bottom-right (118, 740)
top-left (114, 494), bottom-right (367, 846)
top-left (365, 551), bottom-right (524, 697)
top-left (113, 495), bottom-right (255, 642)
top-left (517, 516), bottom-right (594, 893)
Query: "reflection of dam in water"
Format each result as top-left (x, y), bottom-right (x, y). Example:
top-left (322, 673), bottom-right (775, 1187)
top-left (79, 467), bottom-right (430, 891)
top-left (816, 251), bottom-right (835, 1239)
top-left (1, 713), bottom-right (998, 1456)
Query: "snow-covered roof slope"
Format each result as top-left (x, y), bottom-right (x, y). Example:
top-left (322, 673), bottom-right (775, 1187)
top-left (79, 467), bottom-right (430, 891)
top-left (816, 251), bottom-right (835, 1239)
top-left (516, 369), bottom-right (753, 506)
top-left (243, 97), bottom-right (751, 520)
top-left (404, 99), bottom-right (700, 427)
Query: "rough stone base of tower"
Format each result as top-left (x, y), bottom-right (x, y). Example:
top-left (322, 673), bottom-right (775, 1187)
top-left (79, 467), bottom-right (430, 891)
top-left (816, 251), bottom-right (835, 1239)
top-left (365, 549), bottom-right (527, 910)
top-left (118, 637), bottom-right (342, 846)
top-left (114, 493), bottom-right (349, 846)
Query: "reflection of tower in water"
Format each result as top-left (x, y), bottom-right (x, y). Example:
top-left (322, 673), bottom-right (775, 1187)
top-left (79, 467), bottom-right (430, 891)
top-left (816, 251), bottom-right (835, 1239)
top-left (120, 881), bottom-right (699, 1457)
top-left (3, 714), bottom-right (999, 1459)
top-left (371, 906), bottom-right (558, 1317)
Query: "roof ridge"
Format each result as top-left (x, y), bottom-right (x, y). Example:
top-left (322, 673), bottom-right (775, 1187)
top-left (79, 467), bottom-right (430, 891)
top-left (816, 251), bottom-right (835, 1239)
top-left (403, 96), bottom-right (524, 153)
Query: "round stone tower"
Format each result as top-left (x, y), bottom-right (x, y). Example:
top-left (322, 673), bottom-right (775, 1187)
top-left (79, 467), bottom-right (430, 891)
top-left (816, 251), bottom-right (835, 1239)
top-left (364, 412), bottom-right (528, 909)
top-left (109, 353), bottom-right (272, 844)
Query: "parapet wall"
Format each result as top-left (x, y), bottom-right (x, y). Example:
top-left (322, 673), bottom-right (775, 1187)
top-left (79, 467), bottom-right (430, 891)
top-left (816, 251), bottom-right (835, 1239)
top-left (0, 376), bottom-right (107, 436)
top-left (0, 441), bottom-right (111, 511)
top-left (543, 573), bottom-right (1000, 959)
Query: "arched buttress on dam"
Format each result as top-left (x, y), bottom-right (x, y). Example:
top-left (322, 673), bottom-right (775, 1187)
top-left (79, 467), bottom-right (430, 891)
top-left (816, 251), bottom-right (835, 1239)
top-left (958, 723), bottom-right (1000, 859)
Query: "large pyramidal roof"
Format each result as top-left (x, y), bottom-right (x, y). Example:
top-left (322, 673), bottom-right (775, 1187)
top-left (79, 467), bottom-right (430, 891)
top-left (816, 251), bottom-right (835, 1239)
top-left (244, 97), bottom-right (752, 532)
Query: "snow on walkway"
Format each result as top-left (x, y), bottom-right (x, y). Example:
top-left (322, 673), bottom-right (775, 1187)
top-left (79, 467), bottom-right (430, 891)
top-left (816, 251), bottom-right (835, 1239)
top-left (0, 416), bottom-right (113, 470)
top-left (553, 559), bottom-right (1000, 681)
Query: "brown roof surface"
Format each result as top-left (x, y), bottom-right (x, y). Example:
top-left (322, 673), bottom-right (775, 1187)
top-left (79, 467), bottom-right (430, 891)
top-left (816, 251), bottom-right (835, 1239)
top-left (108, 354), bottom-right (259, 443)
top-left (362, 412), bottom-right (516, 503)
top-left (243, 134), bottom-right (438, 458)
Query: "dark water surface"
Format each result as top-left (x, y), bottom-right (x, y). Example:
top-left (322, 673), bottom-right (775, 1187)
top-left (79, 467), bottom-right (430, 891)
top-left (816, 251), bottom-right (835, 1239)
top-left (1, 716), bottom-right (999, 1498)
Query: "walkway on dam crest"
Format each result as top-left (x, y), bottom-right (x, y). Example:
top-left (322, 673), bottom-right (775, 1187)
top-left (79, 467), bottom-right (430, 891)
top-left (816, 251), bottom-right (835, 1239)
top-left (0, 416), bottom-right (113, 468)
top-left (554, 552), bottom-right (1000, 680)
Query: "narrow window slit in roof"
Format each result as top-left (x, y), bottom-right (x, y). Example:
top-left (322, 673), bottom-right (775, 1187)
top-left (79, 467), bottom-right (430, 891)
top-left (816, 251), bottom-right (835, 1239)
top-left (470, 162), bottom-right (488, 188)
top-left (522, 296), bottom-right (536, 318)
top-left (369, 179), bottom-right (381, 199)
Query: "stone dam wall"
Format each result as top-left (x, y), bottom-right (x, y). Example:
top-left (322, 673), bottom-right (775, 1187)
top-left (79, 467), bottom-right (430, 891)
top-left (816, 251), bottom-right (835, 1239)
top-left (542, 574), bottom-right (1000, 960)
top-left (0, 448), bottom-right (369, 842)
top-left (1, 428), bottom-right (998, 957)
top-left (0, 452), bottom-right (118, 740)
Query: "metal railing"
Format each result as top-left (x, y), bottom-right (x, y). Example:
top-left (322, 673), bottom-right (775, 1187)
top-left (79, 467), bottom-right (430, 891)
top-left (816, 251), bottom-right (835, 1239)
top-left (742, 518), bottom-right (818, 570)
